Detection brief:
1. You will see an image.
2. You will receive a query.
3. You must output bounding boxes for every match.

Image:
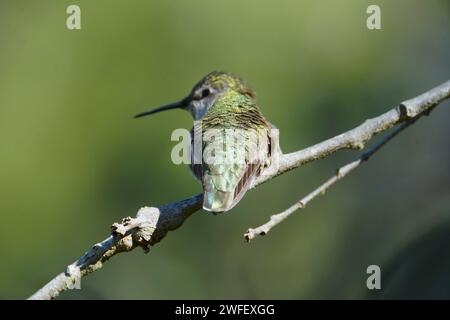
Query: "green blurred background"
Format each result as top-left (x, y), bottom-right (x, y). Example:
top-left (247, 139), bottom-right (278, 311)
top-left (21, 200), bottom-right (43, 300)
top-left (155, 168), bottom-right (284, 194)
top-left (0, 0), bottom-right (449, 299)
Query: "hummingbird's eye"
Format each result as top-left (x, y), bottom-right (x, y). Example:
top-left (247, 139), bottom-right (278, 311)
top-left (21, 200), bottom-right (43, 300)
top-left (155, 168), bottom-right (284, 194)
top-left (201, 88), bottom-right (211, 98)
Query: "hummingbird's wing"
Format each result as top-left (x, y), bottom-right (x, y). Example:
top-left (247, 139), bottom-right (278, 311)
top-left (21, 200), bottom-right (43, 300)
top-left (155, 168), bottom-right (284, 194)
top-left (189, 125), bottom-right (205, 184)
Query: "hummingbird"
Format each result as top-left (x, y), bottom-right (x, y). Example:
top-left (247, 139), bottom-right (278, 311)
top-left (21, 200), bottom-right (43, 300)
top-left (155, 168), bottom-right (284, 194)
top-left (135, 71), bottom-right (275, 213)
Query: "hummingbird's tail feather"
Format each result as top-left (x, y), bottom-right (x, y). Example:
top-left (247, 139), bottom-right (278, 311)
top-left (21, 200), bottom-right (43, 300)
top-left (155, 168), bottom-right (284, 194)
top-left (202, 163), bottom-right (260, 213)
top-left (203, 190), bottom-right (235, 213)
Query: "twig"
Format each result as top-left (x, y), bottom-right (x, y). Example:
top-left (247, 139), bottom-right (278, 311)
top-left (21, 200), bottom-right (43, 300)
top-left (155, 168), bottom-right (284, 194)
top-left (244, 117), bottom-right (418, 241)
top-left (254, 80), bottom-right (450, 186)
top-left (28, 80), bottom-right (450, 300)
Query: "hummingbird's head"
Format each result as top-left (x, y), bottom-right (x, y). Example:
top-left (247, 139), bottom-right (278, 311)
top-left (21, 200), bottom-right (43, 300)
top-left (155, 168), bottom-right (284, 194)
top-left (134, 71), bottom-right (256, 120)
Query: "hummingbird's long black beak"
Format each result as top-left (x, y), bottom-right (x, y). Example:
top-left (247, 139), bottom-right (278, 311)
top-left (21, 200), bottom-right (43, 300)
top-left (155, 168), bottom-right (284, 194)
top-left (134, 100), bottom-right (186, 119)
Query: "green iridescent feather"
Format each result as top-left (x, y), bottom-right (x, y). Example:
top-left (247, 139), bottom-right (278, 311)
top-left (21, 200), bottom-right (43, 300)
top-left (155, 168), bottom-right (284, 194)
top-left (197, 90), bottom-right (271, 212)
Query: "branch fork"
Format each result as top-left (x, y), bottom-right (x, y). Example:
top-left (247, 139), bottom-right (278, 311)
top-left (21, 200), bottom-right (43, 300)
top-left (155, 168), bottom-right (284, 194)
top-left (29, 80), bottom-right (450, 300)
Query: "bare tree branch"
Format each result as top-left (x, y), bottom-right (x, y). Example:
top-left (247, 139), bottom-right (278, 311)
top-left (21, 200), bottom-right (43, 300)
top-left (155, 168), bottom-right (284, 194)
top-left (28, 80), bottom-right (450, 300)
top-left (254, 79), bottom-right (450, 187)
top-left (245, 117), bottom-right (418, 241)
top-left (28, 195), bottom-right (202, 300)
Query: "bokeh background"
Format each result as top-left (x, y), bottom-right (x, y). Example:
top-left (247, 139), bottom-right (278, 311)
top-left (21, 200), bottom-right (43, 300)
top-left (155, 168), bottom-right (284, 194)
top-left (0, 0), bottom-right (449, 299)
